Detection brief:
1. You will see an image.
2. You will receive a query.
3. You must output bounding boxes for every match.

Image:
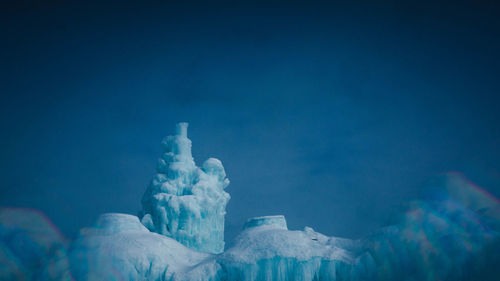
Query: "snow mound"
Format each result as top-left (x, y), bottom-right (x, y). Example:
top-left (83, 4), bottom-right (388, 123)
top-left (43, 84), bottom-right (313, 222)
top-left (69, 213), bottom-right (210, 281)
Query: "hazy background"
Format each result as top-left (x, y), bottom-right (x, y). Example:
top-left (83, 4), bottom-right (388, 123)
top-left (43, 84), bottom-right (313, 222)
top-left (1, 0), bottom-right (499, 243)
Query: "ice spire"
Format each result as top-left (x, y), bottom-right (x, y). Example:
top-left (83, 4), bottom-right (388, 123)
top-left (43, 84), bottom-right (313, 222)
top-left (140, 123), bottom-right (230, 254)
top-left (176, 122), bottom-right (188, 137)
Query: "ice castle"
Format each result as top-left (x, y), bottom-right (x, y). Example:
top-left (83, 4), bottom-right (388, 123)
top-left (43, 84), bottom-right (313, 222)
top-left (139, 122), bottom-right (230, 254)
top-left (16, 122), bottom-right (495, 281)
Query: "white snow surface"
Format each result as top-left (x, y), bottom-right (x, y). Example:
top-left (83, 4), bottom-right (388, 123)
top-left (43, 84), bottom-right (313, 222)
top-left (64, 126), bottom-right (500, 281)
top-left (225, 224), bottom-right (355, 263)
top-left (69, 213), bottom-right (371, 281)
top-left (69, 213), bottom-right (211, 281)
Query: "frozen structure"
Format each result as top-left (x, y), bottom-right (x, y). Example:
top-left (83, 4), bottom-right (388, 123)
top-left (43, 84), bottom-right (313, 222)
top-left (139, 123), bottom-right (230, 254)
top-left (3, 123), bottom-right (499, 280)
top-left (67, 169), bottom-right (499, 281)
top-left (67, 173), bottom-right (500, 281)
top-left (69, 190), bottom-right (499, 281)
top-left (69, 213), bottom-right (373, 281)
top-left (69, 213), bottom-right (212, 281)
top-left (213, 216), bottom-right (375, 281)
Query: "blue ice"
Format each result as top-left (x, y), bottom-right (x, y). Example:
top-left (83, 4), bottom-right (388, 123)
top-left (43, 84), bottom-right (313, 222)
top-left (1, 123), bottom-right (498, 281)
top-left (140, 122), bottom-right (230, 254)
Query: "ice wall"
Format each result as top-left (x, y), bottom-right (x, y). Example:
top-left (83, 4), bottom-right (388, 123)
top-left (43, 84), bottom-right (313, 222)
top-left (140, 122), bottom-right (230, 254)
top-left (213, 215), bottom-right (374, 281)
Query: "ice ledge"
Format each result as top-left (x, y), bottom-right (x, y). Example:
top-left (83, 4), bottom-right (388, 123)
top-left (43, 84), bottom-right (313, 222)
top-left (243, 215), bottom-right (288, 230)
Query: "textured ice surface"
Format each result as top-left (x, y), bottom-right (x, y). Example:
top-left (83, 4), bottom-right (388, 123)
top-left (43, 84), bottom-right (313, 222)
top-left (66, 172), bottom-right (499, 281)
top-left (2, 123), bottom-right (499, 281)
top-left (140, 122), bottom-right (230, 254)
top-left (69, 213), bottom-right (210, 281)
top-left (216, 217), bottom-right (375, 281)
top-left (68, 213), bottom-right (370, 281)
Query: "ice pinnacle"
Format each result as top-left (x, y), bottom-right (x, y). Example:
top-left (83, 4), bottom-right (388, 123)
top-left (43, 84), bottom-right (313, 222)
top-left (140, 122), bottom-right (230, 254)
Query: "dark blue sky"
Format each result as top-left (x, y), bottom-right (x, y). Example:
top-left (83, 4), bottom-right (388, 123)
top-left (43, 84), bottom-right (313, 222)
top-left (1, 0), bottom-right (499, 242)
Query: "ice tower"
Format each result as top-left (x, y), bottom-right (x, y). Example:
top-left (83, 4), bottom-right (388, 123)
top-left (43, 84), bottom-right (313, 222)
top-left (140, 122), bottom-right (230, 254)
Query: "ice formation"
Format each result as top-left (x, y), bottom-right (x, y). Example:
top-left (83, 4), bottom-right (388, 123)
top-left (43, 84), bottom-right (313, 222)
top-left (1, 124), bottom-right (499, 281)
top-left (67, 176), bottom-right (498, 281)
top-left (69, 213), bottom-right (211, 281)
top-left (140, 122), bottom-right (230, 254)
top-left (214, 216), bottom-right (375, 281)
top-left (68, 213), bottom-right (373, 281)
